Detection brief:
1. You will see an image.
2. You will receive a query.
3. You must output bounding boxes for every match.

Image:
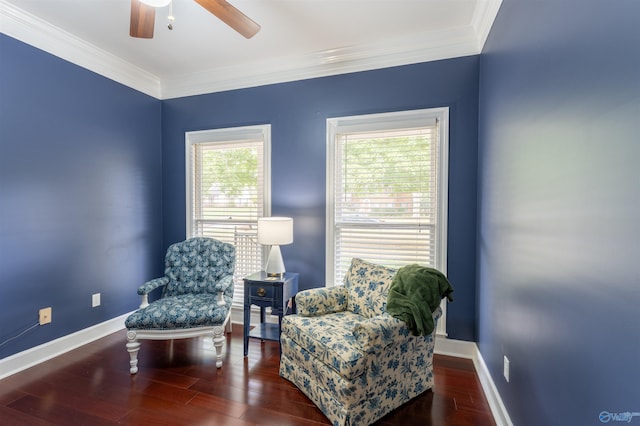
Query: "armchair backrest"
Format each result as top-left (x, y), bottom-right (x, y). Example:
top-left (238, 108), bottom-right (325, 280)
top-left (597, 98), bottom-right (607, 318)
top-left (163, 238), bottom-right (236, 297)
top-left (343, 258), bottom-right (397, 319)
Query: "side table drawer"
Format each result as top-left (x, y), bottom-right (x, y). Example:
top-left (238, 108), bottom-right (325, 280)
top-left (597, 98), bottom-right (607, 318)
top-left (249, 284), bottom-right (274, 299)
top-left (243, 272), bottom-right (299, 357)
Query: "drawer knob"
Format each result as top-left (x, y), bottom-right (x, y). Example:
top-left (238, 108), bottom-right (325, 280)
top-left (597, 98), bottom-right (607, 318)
top-left (257, 287), bottom-right (266, 297)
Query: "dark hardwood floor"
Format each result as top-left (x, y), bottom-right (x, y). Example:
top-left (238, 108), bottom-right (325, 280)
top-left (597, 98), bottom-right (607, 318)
top-left (0, 327), bottom-right (495, 425)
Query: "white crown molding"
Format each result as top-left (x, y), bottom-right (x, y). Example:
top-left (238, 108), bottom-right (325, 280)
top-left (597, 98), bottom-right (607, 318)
top-left (161, 0), bottom-right (503, 99)
top-left (160, 25), bottom-right (480, 99)
top-left (471, 0), bottom-right (503, 51)
top-left (0, 0), bottom-right (161, 98)
top-left (1, 0), bottom-right (501, 100)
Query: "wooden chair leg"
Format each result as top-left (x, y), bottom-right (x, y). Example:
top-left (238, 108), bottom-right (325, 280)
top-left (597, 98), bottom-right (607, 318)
top-left (212, 325), bottom-right (225, 368)
top-left (126, 338), bottom-right (141, 374)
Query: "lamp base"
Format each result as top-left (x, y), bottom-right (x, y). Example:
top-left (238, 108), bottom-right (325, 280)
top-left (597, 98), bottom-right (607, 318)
top-left (265, 245), bottom-right (286, 277)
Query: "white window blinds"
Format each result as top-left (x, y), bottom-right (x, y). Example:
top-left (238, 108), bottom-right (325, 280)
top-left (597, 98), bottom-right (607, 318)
top-left (327, 109), bottom-right (448, 287)
top-left (186, 125), bottom-right (270, 309)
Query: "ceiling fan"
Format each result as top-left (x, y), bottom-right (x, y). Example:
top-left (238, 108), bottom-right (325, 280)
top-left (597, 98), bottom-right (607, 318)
top-left (130, 0), bottom-right (260, 39)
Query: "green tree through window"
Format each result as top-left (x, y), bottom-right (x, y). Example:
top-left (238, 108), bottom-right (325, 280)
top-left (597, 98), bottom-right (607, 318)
top-left (201, 147), bottom-right (258, 203)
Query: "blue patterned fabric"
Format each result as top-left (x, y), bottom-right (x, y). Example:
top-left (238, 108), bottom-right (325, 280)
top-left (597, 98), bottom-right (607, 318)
top-left (280, 258), bottom-right (442, 426)
top-left (125, 238), bottom-right (235, 330)
top-left (283, 311), bottom-right (367, 380)
top-left (343, 258), bottom-right (397, 318)
top-left (295, 286), bottom-right (348, 316)
top-left (125, 294), bottom-right (233, 329)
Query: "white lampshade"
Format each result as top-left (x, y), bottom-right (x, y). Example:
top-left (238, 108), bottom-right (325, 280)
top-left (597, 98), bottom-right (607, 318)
top-left (258, 217), bottom-right (293, 245)
top-left (258, 217), bottom-right (293, 276)
top-left (140, 0), bottom-right (171, 7)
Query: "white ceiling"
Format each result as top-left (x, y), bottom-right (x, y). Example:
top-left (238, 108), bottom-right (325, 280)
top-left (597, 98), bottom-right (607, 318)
top-left (0, 0), bottom-right (501, 99)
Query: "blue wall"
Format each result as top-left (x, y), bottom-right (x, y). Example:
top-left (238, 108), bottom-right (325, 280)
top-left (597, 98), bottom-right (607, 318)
top-left (0, 34), bottom-right (163, 358)
top-left (161, 57), bottom-right (480, 341)
top-left (478, 1), bottom-right (640, 424)
top-left (4, 0), bottom-right (640, 420)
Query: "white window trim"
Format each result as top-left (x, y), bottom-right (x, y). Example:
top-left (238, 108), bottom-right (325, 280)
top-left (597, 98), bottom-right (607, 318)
top-left (185, 125), bottom-right (272, 238)
top-left (326, 108), bottom-right (449, 335)
top-left (185, 124), bottom-right (271, 313)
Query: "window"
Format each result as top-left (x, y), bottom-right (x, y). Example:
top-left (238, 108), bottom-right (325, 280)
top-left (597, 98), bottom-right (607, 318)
top-left (327, 108), bottom-right (449, 333)
top-left (186, 125), bottom-right (270, 309)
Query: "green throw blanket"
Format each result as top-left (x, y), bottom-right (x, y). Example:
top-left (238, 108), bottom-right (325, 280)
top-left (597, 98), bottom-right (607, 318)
top-left (387, 264), bottom-right (454, 336)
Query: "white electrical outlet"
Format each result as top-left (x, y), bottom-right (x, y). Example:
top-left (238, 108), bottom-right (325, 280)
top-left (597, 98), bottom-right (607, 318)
top-left (503, 355), bottom-right (510, 382)
top-left (92, 293), bottom-right (101, 308)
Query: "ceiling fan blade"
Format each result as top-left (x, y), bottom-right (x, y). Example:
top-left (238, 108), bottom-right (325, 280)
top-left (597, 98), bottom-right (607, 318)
top-left (130, 0), bottom-right (155, 39)
top-left (194, 0), bottom-right (261, 39)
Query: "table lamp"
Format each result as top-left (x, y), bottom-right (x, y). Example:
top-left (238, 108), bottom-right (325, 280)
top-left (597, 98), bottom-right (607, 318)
top-left (258, 217), bottom-right (293, 277)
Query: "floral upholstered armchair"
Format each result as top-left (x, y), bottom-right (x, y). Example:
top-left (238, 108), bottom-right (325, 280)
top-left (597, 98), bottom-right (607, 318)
top-left (280, 258), bottom-right (442, 426)
top-left (125, 238), bottom-right (235, 373)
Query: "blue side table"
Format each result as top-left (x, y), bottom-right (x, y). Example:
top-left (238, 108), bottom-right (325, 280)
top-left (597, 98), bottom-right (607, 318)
top-left (243, 271), bottom-right (298, 356)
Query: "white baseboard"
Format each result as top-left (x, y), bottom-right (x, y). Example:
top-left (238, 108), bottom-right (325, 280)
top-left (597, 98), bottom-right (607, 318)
top-left (0, 316), bottom-right (512, 426)
top-left (435, 334), bottom-right (478, 358)
top-left (0, 312), bottom-right (132, 380)
top-left (435, 336), bottom-right (513, 426)
top-left (471, 344), bottom-right (514, 426)
top-left (0, 310), bottom-right (251, 380)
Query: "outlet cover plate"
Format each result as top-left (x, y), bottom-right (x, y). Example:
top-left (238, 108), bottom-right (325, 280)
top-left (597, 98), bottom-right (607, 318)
top-left (92, 293), bottom-right (101, 307)
top-left (39, 307), bottom-right (52, 325)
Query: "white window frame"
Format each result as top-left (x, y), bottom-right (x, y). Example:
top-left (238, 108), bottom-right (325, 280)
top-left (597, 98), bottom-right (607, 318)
top-left (185, 125), bottom-right (271, 312)
top-left (326, 108), bottom-right (449, 335)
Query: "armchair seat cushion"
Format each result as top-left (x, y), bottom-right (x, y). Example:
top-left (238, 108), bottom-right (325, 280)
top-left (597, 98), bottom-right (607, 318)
top-left (282, 311), bottom-right (366, 380)
top-left (125, 294), bottom-right (231, 330)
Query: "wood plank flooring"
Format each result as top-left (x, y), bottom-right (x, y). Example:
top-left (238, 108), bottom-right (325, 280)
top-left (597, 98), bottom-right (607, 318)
top-left (0, 327), bottom-right (495, 425)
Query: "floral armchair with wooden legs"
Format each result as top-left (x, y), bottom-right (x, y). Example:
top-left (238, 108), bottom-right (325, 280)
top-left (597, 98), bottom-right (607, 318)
top-left (125, 237), bottom-right (235, 373)
top-left (279, 258), bottom-right (445, 426)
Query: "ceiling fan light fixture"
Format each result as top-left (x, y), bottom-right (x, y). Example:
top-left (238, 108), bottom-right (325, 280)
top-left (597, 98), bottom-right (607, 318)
top-left (131, 0), bottom-right (260, 39)
top-left (140, 0), bottom-right (171, 7)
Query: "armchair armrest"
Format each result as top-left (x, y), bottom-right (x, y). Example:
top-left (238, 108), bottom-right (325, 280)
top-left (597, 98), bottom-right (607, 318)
top-left (137, 277), bottom-right (169, 295)
top-left (354, 307), bottom-right (443, 353)
top-left (136, 277), bottom-right (169, 308)
top-left (211, 275), bottom-right (234, 306)
top-left (353, 314), bottom-right (410, 353)
top-left (296, 286), bottom-right (349, 316)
